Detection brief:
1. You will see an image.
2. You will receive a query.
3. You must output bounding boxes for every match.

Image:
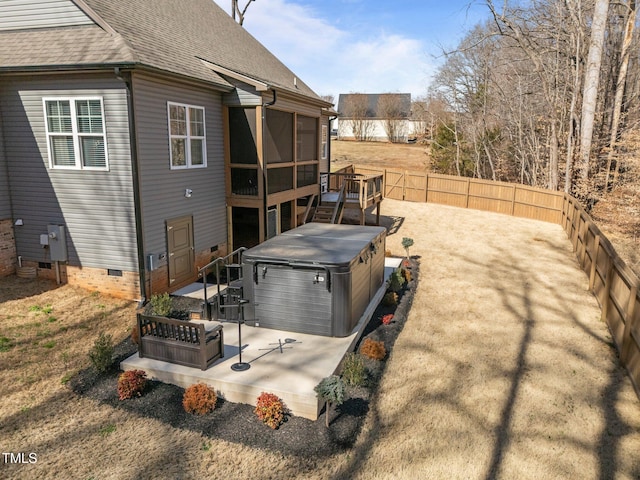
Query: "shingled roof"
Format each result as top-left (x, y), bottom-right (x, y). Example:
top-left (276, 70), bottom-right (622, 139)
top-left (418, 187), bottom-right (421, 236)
top-left (0, 0), bottom-right (324, 103)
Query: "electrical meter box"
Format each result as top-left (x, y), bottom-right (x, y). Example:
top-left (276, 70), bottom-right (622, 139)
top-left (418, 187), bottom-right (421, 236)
top-left (47, 225), bottom-right (67, 262)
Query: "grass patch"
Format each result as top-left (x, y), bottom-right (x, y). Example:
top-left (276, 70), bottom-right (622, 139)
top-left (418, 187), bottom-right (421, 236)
top-left (0, 336), bottom-right (13, 352)
top-left (99, 424), bottom-right (117, 437)
top-left (42, 340), bottom-right (56, 349)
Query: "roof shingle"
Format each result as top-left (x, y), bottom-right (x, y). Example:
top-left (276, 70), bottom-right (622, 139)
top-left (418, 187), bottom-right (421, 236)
top-left (0, 0), bottom-right (323, 102)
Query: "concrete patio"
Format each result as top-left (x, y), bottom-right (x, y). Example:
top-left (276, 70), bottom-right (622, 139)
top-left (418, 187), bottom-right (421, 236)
top-left (121, 257), bottom-right (402, 420)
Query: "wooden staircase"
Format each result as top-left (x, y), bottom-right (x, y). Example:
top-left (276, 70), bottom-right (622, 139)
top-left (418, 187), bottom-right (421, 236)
top-left (309, 182), bottom-right (346, 224)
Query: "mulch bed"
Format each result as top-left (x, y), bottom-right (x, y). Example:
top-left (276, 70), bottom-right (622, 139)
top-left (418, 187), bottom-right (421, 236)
top-left (69, 257), bottom-right (419, 458)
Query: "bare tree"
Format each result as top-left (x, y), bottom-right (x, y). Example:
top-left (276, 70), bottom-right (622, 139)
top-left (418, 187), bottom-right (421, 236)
top-left (341, 93), bottom-right (375, 142)
top-left (578, 0), bottom-right (610, 180)
top-left (605, 0), bottom-right (637, 189)
top-left (377, 94), bottom-right (408, 143)
top-left (232, 0), bottom-right (255, 26)
top-left (320, 94), bottom-right (335, 106)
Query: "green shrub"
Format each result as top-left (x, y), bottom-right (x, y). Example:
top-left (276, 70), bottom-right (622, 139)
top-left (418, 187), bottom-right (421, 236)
top-left (117, 369), bottom-right (147, 400)
top-left (314, 375), bottom-right (346, 427)
top-left (150, 293), bottom-right (172, 317)
top-left (401, 237), bottom-right (414, 257)
top-left (389, 268), bottom-right (406, 293)
top-left (89, 333), bottom-right (114, 373)
top-left (360, 338), bottom-right (386, 361)
top-left (383, 291), bottom-right (398, 306)
top-left (341, 353), bottom-right (366, 386)
top-left (183, 383), bottom-right (217, 415)
top-left (254, 392), bottom-right (287, 429)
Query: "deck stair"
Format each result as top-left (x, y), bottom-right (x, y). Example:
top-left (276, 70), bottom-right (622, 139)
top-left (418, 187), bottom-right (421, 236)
top-left (311, 182), bottom-right (345, 224)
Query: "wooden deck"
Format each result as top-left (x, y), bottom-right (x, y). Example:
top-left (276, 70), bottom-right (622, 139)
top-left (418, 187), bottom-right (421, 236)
top-left (321, 171), bottom-right (384, 224)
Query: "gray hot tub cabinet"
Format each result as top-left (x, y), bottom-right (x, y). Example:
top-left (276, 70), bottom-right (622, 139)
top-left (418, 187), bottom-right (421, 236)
top-left (242, 223), bottom-right (386, 337)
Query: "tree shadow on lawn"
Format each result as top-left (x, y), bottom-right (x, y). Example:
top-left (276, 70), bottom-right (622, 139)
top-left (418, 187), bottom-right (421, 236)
top-left (69, 259), bottom-right (419, 459)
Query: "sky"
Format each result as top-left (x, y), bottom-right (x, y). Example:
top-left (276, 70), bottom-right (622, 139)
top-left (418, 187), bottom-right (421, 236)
top-left (212, 0), bottom-right (491, 102)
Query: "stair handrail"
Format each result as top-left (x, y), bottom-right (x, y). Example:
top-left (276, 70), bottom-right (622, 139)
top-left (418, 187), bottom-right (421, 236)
top-left (198, 246), bottom-right (247, 319)
top-left (331, 182), bottom-right (347, 224)
top-left (301, 193), bottom-right (317, 225)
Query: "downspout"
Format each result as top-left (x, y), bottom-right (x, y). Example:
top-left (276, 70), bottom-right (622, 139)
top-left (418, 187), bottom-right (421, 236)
top-left (328, 114), bottom-right (338, 172)
top-left (261, 89), bottom-right (277, 240)
top-left (115, 67), bottom-right (147, 305)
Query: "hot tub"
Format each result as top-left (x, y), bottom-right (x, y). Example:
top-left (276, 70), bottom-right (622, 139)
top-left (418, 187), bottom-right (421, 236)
top-left (241, 223), bottom-right (386, 337)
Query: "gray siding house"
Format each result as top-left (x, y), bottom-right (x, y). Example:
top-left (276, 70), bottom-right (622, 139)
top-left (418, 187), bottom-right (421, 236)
top-left (0, 0), bottom-right (334, 299)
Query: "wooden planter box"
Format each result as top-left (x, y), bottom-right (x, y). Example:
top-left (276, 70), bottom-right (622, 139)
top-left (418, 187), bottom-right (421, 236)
top-left (137, 314), bottom-right (224, 370)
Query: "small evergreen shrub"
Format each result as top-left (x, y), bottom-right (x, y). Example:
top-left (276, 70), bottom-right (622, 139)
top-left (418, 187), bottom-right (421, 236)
top-left (89, 333), bottom-right (114, 373)
top-left (314, 375), bottom-right (346, 427)
top-left (389, 269), bottom-right (406, 293)
top-left (383, 291), bottom-right (398, 306)
top-left (360, 338), bottom-right (386, 360)
top-left (254, 392), bottom-right (287, 429)
top-left (341, 353), bottom-right (366, 386)
top-left (150, 293), bottom-right (172, 317)
top-left (183, 383), bottom-right (217, 415)
top-left (117, 369), bottom-right (147, 400)
top-left (381, 313), bottom-right (394, 325)
top-left (401, 237), bottom-right (414, 258)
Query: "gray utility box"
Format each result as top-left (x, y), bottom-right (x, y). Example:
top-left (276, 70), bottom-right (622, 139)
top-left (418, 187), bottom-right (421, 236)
top-left (242, 223), bottom-right (386, 337)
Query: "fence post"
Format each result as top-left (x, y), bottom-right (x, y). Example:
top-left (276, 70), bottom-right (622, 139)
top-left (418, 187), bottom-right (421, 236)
top-left (424, 173), bottom-right (429, 203)
top-left (465, 178), bottom-right (471, 208)
top-left (382, 169), bottom-right (387, 199)
top-left (572, 207), bottom-right (580, 252)
top-left (588, 234), bottom-right (600, 291)
top-left (601, 258), bottom-right (613, 326)
top-left (579, 219), bottom-right (589, 268)
top-left (621, 284), bottom-right (639, 363)
top-left (511, 185), bottom-right (517, 216)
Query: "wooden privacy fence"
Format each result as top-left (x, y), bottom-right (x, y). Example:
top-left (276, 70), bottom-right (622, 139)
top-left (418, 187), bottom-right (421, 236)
top-left (353, 167), bottom-right (565, 224)
top-left (346, 164), bottom-right (640, 397)
top-left (562, 195), bottom-right (640, 397)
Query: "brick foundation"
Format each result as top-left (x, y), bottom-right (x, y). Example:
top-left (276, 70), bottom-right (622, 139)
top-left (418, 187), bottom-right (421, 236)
top-left (0, 219), bottom-right (17, 277)
top-left (66, 265), bottom-right (140, 299)
top-left (16, 242), bottom-right (228, 300)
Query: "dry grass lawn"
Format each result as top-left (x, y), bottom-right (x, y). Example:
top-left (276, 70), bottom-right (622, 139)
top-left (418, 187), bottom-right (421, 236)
top-left (331, 139), bottom-right (431, 172)
top-left (1, 199), bottom-right (639, 479)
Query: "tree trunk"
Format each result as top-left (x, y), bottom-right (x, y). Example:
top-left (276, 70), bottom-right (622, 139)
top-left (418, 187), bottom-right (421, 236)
top-left (605, 0), bottom-right (637, 189)
top-left (578, 0), bottom-right (610, 180)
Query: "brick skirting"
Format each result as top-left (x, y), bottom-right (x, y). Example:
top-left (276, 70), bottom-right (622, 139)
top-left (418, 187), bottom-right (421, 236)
top-left (0, 219), bottom-right (17, 277)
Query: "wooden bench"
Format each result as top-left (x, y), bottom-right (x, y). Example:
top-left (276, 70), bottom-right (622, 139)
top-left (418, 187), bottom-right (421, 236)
top-left (137, 314), bottom-right (224, 370)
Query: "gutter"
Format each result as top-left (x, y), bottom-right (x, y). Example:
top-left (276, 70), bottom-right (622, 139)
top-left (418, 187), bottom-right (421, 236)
top-left (115, 67), bottom-right (147, 306)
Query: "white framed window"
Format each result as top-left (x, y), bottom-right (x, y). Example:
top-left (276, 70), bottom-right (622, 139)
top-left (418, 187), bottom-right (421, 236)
top-left (168, 102), bottom-right (206, 169)
top-left (43, 97), bottom-right (108, 170)
top-left (321, 124), bottom-right (328, 160)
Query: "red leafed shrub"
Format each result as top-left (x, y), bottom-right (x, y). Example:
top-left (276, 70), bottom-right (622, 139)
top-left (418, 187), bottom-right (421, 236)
top-left (183, 383), bottom-right (217, 415)
top-left (254, 392), bottom-right (287, 429)
top-left (381, 314), bottom-right (394, 325)
top-left (360, 338), bottom-right (386, 361)
top-left (117, 369), bottom-right (147, 400)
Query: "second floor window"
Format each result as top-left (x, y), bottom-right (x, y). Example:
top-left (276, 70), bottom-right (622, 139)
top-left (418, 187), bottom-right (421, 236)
top-left (168, 102), bottom-right (206, 169)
